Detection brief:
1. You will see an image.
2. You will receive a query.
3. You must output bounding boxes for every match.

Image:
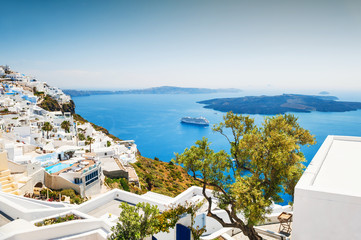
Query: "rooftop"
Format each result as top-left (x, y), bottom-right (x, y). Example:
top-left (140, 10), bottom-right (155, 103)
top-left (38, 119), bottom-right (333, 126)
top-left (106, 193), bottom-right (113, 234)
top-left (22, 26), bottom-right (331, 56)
top-left (47, 159), bottom-right (97, 175)
top-left (87, 199), bottom-right (123, 218)
top-left (297, 135), bottom-right (361, 197)
top-left (313, 138), bottom-right (361, 196)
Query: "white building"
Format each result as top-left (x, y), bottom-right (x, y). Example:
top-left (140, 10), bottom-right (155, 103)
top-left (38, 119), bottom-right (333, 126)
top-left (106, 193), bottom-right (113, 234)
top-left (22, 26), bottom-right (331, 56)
top-left (44, 157), bottom-right (102, 197)
top-left (293, 135), bottom-right (361, 240)
top-left (0, 185), bottom-right (291, 240)
top-left (0, 67), bottom-right (5, 76)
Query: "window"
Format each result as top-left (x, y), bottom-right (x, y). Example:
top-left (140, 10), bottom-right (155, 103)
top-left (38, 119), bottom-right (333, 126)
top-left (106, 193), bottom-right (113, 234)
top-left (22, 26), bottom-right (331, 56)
top-left (75, 178), bottom-right (82, 184)
top-left (85, 170), bottom-right (99, 186)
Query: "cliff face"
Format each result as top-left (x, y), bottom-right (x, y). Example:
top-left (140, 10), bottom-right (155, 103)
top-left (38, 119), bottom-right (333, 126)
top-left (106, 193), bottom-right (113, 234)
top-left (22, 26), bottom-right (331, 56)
top-left (38, 95), bottom-right (61, 112)
top-left (61, 100), bottom-right (75, 114)
top-left (38, 96), bottom-right (75, 114)
top-left (73, 114), bottom-right (121, 141)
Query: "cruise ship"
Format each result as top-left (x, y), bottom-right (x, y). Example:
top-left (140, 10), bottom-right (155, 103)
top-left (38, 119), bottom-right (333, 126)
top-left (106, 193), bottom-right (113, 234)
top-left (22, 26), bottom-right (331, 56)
top-left (181, 116), bottom-right (209, 126)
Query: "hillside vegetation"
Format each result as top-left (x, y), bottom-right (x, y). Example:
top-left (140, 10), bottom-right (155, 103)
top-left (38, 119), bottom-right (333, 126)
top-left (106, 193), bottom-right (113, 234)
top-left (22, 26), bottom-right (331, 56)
top-left (131, 156), bottom-right (200, 197)
top-left (38, 95), bottom-right (76, 114)
top-left (73, 114), bottom-right (121, 141)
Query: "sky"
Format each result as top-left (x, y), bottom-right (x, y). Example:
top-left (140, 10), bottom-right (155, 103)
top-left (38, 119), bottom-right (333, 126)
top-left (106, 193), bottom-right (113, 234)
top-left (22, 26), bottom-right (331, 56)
top-left (1, 0), bottom-right (361, 91)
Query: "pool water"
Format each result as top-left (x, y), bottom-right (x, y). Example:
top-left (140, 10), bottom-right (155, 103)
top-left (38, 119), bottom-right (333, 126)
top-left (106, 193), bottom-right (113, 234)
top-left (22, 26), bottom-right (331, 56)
top-left (45, 163), bottom-right (73, 174)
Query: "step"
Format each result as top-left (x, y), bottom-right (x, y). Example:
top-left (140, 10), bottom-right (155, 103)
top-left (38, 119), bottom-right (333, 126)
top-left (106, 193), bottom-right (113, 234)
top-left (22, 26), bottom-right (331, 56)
top-left (9, 189), bottom-right (20, 195)
top-left (2, 183), bottom-right (14, 190)
top-left (0, 169), bottom-right (10, 177)
top-left (3, 186), bottom-right (17, 193)
top-left (1, 180), bottom-right (13, 187)
top-left (0, 175), bottom-right (11, 182)
top-left (0, 176), bottom-right (14, 183)
top-left (2, 182), bottom-right (18, 190)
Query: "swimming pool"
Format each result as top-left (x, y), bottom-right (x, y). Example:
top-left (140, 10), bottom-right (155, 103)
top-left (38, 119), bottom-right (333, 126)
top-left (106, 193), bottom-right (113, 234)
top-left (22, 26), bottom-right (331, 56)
top-left (45, 163), bottom-right (73, 174)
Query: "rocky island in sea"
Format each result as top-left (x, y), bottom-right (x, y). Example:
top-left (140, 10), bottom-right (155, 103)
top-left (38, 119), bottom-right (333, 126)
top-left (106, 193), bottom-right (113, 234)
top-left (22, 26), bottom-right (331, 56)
top-left (198, 94), bottom-right (361, 115)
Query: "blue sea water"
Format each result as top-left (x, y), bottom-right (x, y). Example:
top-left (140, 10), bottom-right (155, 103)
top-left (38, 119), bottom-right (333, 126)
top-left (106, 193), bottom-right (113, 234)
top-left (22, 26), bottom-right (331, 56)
top-left (73, 92), bottom-right (361, 204)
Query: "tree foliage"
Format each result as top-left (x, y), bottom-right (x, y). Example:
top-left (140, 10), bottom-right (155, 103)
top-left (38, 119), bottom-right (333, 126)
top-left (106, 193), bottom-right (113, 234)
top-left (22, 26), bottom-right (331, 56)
top-left (42, 122), bottom-right (53, 139)
top-left (109, 201), bottom-right (206, 240)
top-left (174, 112), bottom-right (315, 240)
top-left (109, 202), bottom-right (161, 240)
top-left (61, 120), bottom-right (71, 133)
top-left (85, 136), bottom-right (95, 152)
top-left (78, 133), bottom-right (85, 141)
top-left (157, 201), bottom-right (207, 240)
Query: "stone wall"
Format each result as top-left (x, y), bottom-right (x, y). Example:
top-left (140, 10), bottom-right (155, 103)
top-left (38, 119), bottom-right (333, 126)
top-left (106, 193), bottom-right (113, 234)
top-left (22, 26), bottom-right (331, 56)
top-left (45, 172), bottom-right (82, 196)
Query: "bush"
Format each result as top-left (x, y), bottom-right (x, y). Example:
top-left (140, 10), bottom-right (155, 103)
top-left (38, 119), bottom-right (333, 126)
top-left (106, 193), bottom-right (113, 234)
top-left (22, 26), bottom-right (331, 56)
top-left (60, 189), bottom-right (77, 198)
top-left (72, 196), bottom-right (82, 204)
top-left (119, 178), bottom-right (130, 192)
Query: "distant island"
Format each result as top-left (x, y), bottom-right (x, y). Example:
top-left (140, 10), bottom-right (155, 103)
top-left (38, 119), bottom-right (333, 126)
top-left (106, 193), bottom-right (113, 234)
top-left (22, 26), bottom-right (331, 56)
top-left (64, 86), bottom-right (241, 97)
top-left (198, 94), bottom-right (361, 114)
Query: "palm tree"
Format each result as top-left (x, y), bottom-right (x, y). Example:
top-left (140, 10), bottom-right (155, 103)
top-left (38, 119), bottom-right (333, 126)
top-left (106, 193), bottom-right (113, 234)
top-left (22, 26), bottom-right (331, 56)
top-left (42, 122), bottom-right (53, 139)
top-left (85, 136), bottom-right (95, 152)
top-left (61, 120), bottom-right (71, 133)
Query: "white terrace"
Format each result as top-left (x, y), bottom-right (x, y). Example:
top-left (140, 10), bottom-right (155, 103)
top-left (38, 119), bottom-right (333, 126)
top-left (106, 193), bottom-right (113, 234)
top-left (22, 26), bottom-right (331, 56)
top-left (0, 185), bottom-right (291, 240)
top-left (293, 135), bottom-right (361, 240)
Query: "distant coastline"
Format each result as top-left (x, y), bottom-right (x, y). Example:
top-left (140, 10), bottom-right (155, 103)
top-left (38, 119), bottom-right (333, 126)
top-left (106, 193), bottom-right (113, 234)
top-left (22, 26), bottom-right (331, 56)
top-left (64, 86), bottom-right (242, 97)
top-left (198, 94), bottom-right (361, 114)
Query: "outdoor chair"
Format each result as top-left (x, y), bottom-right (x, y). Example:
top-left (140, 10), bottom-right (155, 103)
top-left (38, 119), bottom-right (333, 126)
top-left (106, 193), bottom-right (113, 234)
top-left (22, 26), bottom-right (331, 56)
top-left (277, 212), bottom-right (292, 234)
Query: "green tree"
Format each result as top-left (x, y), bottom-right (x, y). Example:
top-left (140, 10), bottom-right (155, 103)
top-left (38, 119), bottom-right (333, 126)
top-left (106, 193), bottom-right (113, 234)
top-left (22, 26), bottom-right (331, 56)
top-left (85, 136), bottom-right (95, 152)
top-left (174, 112), bottom-right (315, 240)
top-left (78, 133), bottom-right (85, 141)
top-left (61, 120), bottom-right (71, 133)
top-left (42, 122), bottom-right (53, 139)
top-left (109, 202), bottom-right (161, 240)
top-left (159, 201), bottom-right (207, 240)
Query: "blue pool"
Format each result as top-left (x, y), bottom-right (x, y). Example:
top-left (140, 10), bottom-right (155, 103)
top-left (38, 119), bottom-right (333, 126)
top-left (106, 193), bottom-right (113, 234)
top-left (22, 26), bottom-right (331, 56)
top-left (45, 163), bottom-right (73, 173)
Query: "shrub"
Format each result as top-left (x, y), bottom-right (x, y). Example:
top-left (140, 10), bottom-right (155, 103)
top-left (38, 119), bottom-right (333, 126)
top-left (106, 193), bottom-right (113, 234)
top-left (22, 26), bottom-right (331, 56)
top-left (60, 189), bottom-right (77, 198)
top-left (119, 178), bottom-right (130, 192)
top-left (72, 196), bottom-right (82, 204)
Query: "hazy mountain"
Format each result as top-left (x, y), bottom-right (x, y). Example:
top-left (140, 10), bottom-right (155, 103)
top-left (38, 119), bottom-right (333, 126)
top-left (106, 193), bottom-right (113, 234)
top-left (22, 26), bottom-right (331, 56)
top-left (64, 86), bottom-right (241, 97)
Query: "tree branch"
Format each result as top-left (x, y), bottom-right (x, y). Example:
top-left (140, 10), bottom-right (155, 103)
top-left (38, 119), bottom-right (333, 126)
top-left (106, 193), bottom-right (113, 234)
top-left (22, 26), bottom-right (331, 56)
top-left (201, 183), bottom-right (237, 228)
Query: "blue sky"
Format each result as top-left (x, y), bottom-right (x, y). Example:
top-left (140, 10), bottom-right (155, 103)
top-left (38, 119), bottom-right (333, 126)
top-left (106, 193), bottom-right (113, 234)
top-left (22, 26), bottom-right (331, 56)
top-left (1, 0), bottom-right (361, 91)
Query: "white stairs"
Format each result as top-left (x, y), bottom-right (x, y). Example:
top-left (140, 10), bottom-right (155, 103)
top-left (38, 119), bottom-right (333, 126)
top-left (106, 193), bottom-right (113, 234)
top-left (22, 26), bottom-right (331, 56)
top-left (0, 169), bottom-right (20, 195)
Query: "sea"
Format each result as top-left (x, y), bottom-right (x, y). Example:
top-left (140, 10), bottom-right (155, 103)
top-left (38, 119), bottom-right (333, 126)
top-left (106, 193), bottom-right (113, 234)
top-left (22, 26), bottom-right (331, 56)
top-left (73, 91), bottom-right (361, 204)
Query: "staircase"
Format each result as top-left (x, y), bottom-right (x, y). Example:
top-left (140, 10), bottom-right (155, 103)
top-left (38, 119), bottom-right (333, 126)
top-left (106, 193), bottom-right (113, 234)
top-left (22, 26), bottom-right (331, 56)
top-left (0, 169), bottom-right (20, 195)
